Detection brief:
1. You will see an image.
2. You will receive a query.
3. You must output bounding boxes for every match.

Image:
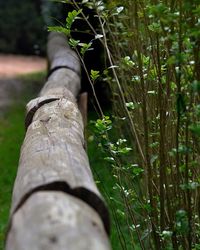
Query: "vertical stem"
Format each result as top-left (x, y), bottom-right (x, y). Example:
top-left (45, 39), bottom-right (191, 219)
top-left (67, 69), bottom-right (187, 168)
top-left (97, 12), bottom-right (146, 164)
top-left (185, 119), bottom-right (192, 249)
top-left (175, 0), bottom-right (183, 198)
top-left (75, 48), bottom-right (104, 118)
top-left (156, 35), bottom-right (166, 232)
top-left (134, 2), bottom-right (161, 249)
top-left (117, 169), bottom-right (145, 250)
top-left (173, 1), bottom-right (183, 249)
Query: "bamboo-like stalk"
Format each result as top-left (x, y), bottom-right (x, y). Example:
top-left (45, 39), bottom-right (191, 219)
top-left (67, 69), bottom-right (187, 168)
top-left (134, 2), bottom-right (161, 249)
top-left (6, 32), bottom-right (110, 250)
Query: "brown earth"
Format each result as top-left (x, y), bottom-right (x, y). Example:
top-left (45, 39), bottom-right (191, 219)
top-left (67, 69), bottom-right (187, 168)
top-left (0, 54), bottom-right (46, 78)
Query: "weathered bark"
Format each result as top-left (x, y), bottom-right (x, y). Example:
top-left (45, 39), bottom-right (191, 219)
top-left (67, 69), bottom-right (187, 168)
top-left (78, 92), bottom-right (88, 128)
top-left (6, 192), bottom-right (110, 250)
top-left (6, 32), bottom-right (110, 250)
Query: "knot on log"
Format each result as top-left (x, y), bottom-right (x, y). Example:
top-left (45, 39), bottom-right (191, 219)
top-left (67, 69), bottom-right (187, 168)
top-left (25, 87), bottom-right (76, 129)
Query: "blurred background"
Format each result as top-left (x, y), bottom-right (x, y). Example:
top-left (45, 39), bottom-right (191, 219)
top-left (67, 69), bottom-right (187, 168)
top-left (0, 1), bottom-right (64, 248)
top-left (0, 0), bottom-right (64, 55)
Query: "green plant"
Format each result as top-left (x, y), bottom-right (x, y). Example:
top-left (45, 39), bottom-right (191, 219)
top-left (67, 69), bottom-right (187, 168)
top-left (49, 0), bottom-right (200, 249)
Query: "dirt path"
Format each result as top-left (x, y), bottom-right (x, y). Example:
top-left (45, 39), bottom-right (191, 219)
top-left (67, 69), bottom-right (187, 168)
top-left (0, 54), bottom-right (46, 111)
top-left (0, 54), bottom-right (46, 78)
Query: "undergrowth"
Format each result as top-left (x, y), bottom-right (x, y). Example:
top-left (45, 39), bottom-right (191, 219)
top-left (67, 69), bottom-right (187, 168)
top-left (50, 0), bottom-right (200, 249)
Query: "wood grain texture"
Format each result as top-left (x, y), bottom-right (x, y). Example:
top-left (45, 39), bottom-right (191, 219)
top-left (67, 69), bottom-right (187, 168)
top-left (41, 32), bottom-right (81, 98)
top-left (6, 192), bottom-right (111, 250)
top-left (12, 96), bottom-right (96, 209)
top-left (25, 88), bottom-right (75, 129)
top-left (78, 92), bottom-right (88, 128)
top-left (11, 92), bottom-right (109, 231)
top-left (47, 32), bottom-right (80, 74)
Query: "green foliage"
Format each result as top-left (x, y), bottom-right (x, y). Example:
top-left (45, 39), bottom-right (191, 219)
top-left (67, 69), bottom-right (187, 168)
top-left (48, 26), bottom-right (70, 35)
top-left (66, 9), bottom-right (82, 31)
top-left (69, 38), bottom-right (80, 48)
top-left (95, 116), bottom-right (112, 134)
top-left (90, 70), bottom-right (100, 81)
top-left (0, 106), bottom-right (25, 250)
top-left (49, 0), bottom-right (200, 248)
top-left (175, 210), bottom-right (189, 235)
top-left (80, 42), bottom-right (93, 56)
top-left (48, 9), bottom-right (82, 36)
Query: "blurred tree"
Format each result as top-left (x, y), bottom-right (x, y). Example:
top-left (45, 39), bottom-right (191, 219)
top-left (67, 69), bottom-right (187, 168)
top-left (0, 0), bottom-right (46, 55)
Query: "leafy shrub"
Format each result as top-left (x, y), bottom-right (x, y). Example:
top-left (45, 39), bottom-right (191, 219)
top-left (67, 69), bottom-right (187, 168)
top-left (48, 0), bottom-right (200, 248)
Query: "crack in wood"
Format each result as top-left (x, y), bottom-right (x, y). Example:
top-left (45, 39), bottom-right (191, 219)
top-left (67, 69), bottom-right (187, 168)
top-left (7, 181), bottom-right (110, 238)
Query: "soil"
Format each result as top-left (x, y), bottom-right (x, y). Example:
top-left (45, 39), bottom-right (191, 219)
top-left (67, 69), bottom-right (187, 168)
top-left (0, 54), bottom-right (46, 111)
top-left (0, 54), bottom-right (46, 78)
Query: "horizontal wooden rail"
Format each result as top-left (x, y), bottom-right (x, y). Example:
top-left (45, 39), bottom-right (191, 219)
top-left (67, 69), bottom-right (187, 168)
top-left (6, 32), bottom-right (111, 250)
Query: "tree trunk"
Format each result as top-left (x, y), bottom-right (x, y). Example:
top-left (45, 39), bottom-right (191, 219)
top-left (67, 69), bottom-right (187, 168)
top-left (6, 32), bottom-right (110, 250)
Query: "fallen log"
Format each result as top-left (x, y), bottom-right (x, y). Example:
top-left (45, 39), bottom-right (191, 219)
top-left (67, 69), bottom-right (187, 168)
top-left (6, 32), bottom-right (110, 250)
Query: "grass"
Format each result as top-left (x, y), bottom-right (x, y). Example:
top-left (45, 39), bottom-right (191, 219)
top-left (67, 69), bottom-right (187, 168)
top-left (0, 105), bottom-right (25, 249)
top-left (0, 71), bottom-right (45, 250)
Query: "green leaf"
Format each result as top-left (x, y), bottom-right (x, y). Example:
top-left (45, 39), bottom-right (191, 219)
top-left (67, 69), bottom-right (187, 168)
top-left (131, 164), bottom-right (144, 176)
top-left (95, 116), bottom-right (112, 134)
top-left (79, 42), bottom-right (93, 55)
top-left (48, 26), bottom-right (70, 35)
top-left (116, 6), bottom-right (124, 14)
top-left (104, 157), bottom-right (115, 163)
top-left (112, 6), bottom-right (124, 16)
top-left (116, 139), bottom-right (127, 146)
top-left (118, 147), bottom-right (132, 155)
top-left (122, 56), bottom-right (135, 67)
top-left (161, 230), bottom-right (173, 239)
top-left (148, 22), bottom-right (162, 33)
top-left (69, 38), bottom-right (80, 48)
top-left (90, 70), bottom-right (100, 81)
top-left (66, 9), bottom-right (82, 33)
top-left (125, 102), bottom-right (138, 110)
top-left (189, 124), bottom-right (200, 136)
